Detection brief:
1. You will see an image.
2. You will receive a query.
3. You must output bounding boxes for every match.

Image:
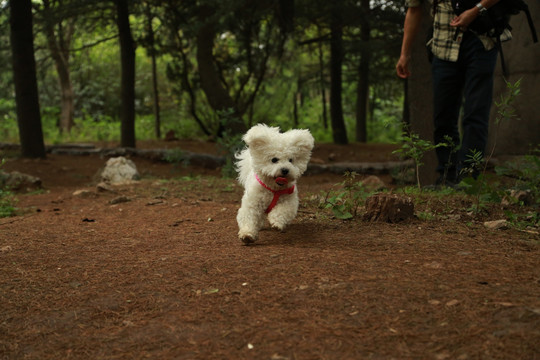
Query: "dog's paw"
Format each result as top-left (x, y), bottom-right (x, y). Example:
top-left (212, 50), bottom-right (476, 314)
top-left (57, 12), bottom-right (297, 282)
top-left (271, 224), bottom-right (287, 232)
top-left (238, 228), bottom-right (258, 245)
top-left (240, 235), bottom-right (256, 245)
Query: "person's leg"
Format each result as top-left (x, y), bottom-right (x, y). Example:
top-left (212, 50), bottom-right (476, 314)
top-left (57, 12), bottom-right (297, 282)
top-left (458, 34), bottom-right (498, 176)
top-left (432, 56), bottom-right (464, 183)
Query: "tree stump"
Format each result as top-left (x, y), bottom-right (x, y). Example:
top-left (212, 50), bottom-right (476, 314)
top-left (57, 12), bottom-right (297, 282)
top-left (363, 194), bottom-right (414, 223)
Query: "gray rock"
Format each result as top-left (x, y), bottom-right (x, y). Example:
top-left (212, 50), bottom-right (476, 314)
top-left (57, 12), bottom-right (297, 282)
top-left (484, 220), bottom-right (509, 230)
top-left (0, 170), bottom-right (42, 193)
top-left (100, 157), bottom-right (140, 184)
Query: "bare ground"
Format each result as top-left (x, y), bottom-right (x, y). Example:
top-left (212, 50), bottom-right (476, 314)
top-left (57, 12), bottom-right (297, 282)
top-left (1, 140), bottom-right (538, 360)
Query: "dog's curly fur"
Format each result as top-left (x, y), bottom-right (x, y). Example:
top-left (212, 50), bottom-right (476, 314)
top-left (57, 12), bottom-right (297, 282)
top-left (236, 124), bottom-right (314, 244)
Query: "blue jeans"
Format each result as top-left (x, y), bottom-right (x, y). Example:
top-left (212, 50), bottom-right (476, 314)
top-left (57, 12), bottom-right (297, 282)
top-left (431, 32), bottom-right (498, 180)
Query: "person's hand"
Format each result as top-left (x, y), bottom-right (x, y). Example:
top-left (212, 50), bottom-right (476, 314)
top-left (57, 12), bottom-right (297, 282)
top-left (450, 8), bottom-right (478, 30)
top-left (396, 54), bottom-right (411, 79)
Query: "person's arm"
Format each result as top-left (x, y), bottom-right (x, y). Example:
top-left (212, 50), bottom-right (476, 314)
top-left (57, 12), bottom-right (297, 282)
top-left (450, 0), bottom-right (501, 29)
top-left (396, 6), bottom-right (423, 79)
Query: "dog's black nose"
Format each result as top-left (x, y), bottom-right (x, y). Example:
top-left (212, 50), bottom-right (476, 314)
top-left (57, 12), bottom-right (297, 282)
top-left (281, 168), bottom-right (289, 175)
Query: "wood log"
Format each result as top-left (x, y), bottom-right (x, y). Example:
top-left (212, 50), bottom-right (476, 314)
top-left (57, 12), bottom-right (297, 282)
top-left (363, 193), bottom-right (414, 223)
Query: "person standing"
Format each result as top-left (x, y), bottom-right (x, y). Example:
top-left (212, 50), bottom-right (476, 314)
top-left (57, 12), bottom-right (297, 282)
top-left (396, 0), bottom-right (504, 185)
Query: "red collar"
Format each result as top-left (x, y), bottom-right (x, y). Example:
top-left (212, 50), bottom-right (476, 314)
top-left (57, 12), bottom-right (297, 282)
top-left (255, 173), bottom-right (295, 213)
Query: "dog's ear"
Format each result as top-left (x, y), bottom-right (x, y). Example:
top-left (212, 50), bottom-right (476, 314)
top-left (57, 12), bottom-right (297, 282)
top-left (243, 124), bottom-right (279, 150)
top-left (286, 129), bottom-right (314, 154)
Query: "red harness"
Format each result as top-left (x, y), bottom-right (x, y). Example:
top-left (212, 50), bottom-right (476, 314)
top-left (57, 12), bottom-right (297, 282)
top-left (255, 174), bottom-right (295, 213)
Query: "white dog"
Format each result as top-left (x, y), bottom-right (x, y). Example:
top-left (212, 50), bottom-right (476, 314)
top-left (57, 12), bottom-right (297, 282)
top-left (235, 124), bottom-right (314, 244)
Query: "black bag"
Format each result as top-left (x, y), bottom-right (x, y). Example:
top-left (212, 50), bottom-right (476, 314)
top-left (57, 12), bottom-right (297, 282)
top-left (451, 0), bottom-right (538, 76)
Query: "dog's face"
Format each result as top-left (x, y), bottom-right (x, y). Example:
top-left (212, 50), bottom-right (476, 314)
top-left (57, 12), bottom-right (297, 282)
top-left (243, 124), bottom-right (314, 187)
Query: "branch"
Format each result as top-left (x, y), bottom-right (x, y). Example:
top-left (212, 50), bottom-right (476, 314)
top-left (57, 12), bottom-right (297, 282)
top-left (70, 35), bottom-right (119, 52)
top-left (298, 34), bottom-right (330, 46)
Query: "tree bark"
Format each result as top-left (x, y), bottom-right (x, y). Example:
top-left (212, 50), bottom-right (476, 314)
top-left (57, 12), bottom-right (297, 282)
top-left (43, 0), bottom-right (75, 133)
top-left (329, 10), bottom-right (348, 144)
top-left (363, 194), bottom-right (415, 223)
top-left (318, 33), bottom-right (328, 130)
top-left (195, 7), bottom-right (246, 137)
top-left (145, 4), bottom-right (161, 139)
top-left (355, 0), bottom-right (371, 143)
top-left (115, 0), bottom-right (136, 148)
top-left (9, 0), bottom-right (46, 158)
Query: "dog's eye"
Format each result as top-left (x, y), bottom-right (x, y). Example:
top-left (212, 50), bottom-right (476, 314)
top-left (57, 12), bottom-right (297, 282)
top-left (289, 159), bottom-right (293, 163)
top-left (271, 158), bottom-right (279, 163)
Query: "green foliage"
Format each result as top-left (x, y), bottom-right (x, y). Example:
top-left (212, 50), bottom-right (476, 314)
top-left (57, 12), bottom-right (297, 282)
top-left (494, 78), bottom-right (521, 126)
top-left (459, 174), bottom-right (502, 213)
top-left (0, 159), bottom-right (17, 218)
top-left (495, 149), bottom-right (540, 201)
top-left (459, 150), bottom-right (502, 213)
top-left (481, 78), bottom-right (522, 172)
top-left (504, 210), bottom-right (539, 231)
top-left (216, 110), bottom-right (244, 178)
top-left (0, 99), bottom-right (17, 142)
top-left (458, 79), bottom-right (524, 214)
top-left (0, 0), bottom-right (406, 145)
top-left (321, 171), bottom-right (372, 219)
top-left (393, 131), bottom-right (446, 189)
top-left (163, 148), bottom-right (189, 167)
top-left (367, 110), bottom-right (402, 143)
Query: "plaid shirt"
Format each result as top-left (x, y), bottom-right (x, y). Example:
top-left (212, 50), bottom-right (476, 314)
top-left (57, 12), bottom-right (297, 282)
top-left (406, 0), bottom-right (501, 62)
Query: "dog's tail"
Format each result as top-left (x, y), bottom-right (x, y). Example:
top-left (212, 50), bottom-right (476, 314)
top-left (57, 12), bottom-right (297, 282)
top-left (235, 148), bottom-right (251, 187)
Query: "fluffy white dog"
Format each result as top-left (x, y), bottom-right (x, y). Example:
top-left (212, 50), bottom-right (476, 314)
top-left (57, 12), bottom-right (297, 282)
top-left (236, 124), bottom-right (314, 244)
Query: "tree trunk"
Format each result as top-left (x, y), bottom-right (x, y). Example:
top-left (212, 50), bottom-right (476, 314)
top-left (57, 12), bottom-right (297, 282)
top-left (355, 0), bottom-right (370, 143)
top-left (145, 5), bottom-right (161, 139)
top-left (115, 0), bottom-right (136, 148)
top-left (196, 7), bottom-right (246, 137)
top-left (176, 36), bottom-right (211, 136)
top-left (42, 1), bottom-right (75, 133)
top-left (318, 34), bottom-right (328, 130)
top-left (408, 1), bottom-right (437, 186)
top-left (329, 11), bottom-right (348, 144)
top-left (9, 0), bottom-right (46, 158)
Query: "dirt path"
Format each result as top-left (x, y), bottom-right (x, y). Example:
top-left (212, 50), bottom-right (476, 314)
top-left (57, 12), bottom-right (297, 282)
top-left (1, 142), bottom-right (539, 359)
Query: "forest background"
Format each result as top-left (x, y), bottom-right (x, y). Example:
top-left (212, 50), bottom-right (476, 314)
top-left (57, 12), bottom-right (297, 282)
top-left (1, 0), bottom-right (406, 157)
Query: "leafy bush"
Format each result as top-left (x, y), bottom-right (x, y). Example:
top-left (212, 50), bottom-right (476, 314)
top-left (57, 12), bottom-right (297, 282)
top-left (321, 172), bottom-right (372, 219)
